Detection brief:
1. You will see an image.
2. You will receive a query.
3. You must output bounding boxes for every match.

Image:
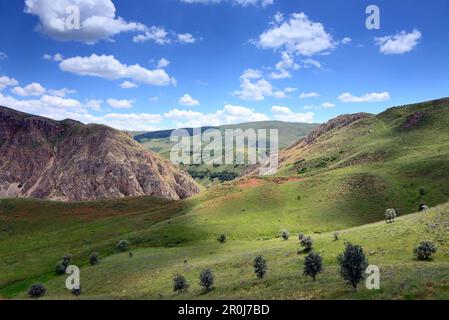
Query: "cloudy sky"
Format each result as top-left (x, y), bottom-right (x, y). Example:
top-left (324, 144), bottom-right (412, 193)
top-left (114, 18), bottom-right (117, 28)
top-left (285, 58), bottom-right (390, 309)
top-left (0, 0), bottom-right (448, 131)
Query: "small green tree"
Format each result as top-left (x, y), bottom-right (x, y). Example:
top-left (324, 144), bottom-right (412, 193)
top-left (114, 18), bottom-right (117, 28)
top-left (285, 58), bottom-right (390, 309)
top-left (217, 234), bottom-right (227, 244)
top-left (414, 241), bottom-right (437, 261)
top-left (299, 236), bottom-right (313, 254)
top-left (89, 252), bottom-right (100, 266)
top-left (298, 233), bottom-right (305, 240)
top-left (338, 243), bottom-right (368, 292)
top-left (55, 254), bottom-right (72, 274)
top-left (173, 274), bottom-right (189, 293)
top-left (28, 284), bottom-right (47, 298)
top-left (253, 255), bottom-right (268, 279)
top-left (385, 208), bottom-right (397, 224)
top-left (199, 268), bottom-right (214, 292)
top-left (116, 240), bottom-right (130, 252)
top-left (303, 252), bottom-right (323, 281)
top-left (280, 230), bottom-right (290, 240)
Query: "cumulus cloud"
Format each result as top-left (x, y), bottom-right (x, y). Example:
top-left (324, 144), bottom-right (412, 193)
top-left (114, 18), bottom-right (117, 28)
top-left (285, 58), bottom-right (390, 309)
top-left (375, 29), bottom-right (422, 55)
top-left (177, 33), bottom-right (196, 44)
top-left (257, 12), bottom-right (335, 56)
top-left (271, 106), bottom-right (314, 123)
top-left (43, 53), bottom-right (64, 61)
top-left (179, 94), bottom-right (200, 106)
top-left (164, 104), bottom-right (269, 127)
top-left (0, 76), bottom-right (18, 90)
top-left (24, 0), bottom-right (146, 43)
top-left (338, 92), bottom-right (390, 103)
top-left (59, 54), bottom-right (176, 86)
top-left (180, 0), bottom-right (273, 7)
top-left (120, 81), bottom-right (138, 89)
top-left (132, 26), bottom-right (170, 44)
top-left (299, 92), bottom-right (319, 99)
top-left (11, 82), bottom-right (46, 97)
top-left (106, 98), bottom-right (135, 109)
top-left (234, 70), bottom-right (286, 101)
top-left (321, 102), bottom-right (335, 109)
top-left (341, 37), bottom-right (352, 44)
top-left (156, 58), bottom-right (170, 68)
top-left (49, 88), bottom-right (76, 97)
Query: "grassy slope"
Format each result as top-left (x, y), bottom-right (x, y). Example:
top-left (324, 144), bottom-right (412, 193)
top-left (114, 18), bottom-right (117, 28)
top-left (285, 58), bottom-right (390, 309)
top-left (1, 99), bottom-right (449, 299)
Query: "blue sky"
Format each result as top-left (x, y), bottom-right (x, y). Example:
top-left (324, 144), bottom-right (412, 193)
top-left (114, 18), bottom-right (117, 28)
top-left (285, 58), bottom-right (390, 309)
top-left (0, 0), bottom-right (448, 131)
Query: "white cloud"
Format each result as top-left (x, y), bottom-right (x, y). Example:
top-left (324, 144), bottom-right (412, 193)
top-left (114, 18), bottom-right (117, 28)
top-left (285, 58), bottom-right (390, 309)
top-left (375, 29), bottom-right (422, 55)
top-left (59, 54), bottom-right (176, 86)
top-left (156, 58), bottom-right (170, 68)
top-left (341, 37), bottom-right (352, 44)
top-left (338, 92), bottom-right (390, 103)
top-left (43, 53), bottom-right (64, 61)
top-left (234, 70), bottom-right (286, 101)
top-left (25, 0), bottom-right (146, 43)
top-left (180, 0), bottom-right (273, 7)
top-left (49, 88), bottom-right (76, 97)
top-left (0, 76), bottom-right (18, 90)
top-left (241, 68), bottom-right (263, 80)
top-left (107, 98), bottom-right (135, 109)
top-left (11, 83), bottom-right (46, 97)
top-left (120, 81), bottom-right (138, 89)
top-left (178, 33), bottom-right (196, 44)
top-left (132, 26), bottom-right (170, 44)
top-left (179, 94), bottom-right (200, 106)
top-left (299, 92), bottom-right (319, 99)
top-left (302, 58), bottom-right (322, 69)
top-left (321, 102), bottom-right (335, 109)
top-left (164, 104), bottom-right (269, 127)
top-left (284, 87), bottom-right (297, 93)
top-left (0, 52), bottom-right (8, 60)
top-left (257, 12), bottom-right (335, 56)
top-left (149, 96), bottom-right (159, 102)
top-left (85, 99), bottom-right (103, 111)
top-left (271, 105), bottom-right (314, 123)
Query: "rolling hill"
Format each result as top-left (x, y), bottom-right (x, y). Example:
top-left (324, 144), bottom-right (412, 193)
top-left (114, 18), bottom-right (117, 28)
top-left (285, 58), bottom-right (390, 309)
top-left (1, 98), bottom-right (449, 299)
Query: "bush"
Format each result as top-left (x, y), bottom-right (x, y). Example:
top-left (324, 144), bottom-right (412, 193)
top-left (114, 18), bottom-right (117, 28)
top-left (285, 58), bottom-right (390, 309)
top-left (333, 232), bottom-right (340, 241)
top-left (55, 254), bottom-right (72, 274)
top-left (199, 268), bottom-right (214, 292)
top-left (89, 252), bottom-right (100, 266)
top-left (71, 287), bottom-right (82, 296)
top-left (298, 233), bottom-right (305, 240)
top-left (253, 255), bottom-right (268, 279)
top-left (385, 208), bottom-right (397, 224)
top-left (217, 234), bottom-right (227, 244)
top-left (116, 240), bottom-right (130, 252)
top-left (28, 284), bottom-right (47, 298)
top-left (338, 243), bottom-right (368, 292)
top-left (303, 252), bottom-right (323, 281)
top-left (173, 274), bottom-right (189, 293)
top-left (280, 230), bottom-right (290, 241)
top-left (414, 241), bottom-right (437, 261)
top-left (299, 236), bottom-right (313, 253)
top-left (419, 204), bottom-right (429, 212)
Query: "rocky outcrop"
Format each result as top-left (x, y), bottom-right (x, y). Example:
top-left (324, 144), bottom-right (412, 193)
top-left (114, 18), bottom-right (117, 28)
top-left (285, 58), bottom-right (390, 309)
top-left (0, 106), bottom-right (200, 201)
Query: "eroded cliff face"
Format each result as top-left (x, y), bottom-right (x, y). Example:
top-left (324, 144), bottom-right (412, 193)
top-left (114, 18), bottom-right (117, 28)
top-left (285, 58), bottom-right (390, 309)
top-left (0, 106), bottom-right (200, 201)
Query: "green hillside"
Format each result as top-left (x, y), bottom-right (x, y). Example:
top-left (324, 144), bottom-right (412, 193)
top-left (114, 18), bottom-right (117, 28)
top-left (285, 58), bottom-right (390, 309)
top-left (135, 121), bottom-right (318, 187)
top-left (1, 98), bottom-right (449, 299)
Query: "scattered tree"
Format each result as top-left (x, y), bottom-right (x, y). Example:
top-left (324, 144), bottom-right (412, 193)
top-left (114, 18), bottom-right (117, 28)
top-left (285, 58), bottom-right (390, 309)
top-left (385, 208), bottom-right (397, 224)
top-left (217, 234), bottom-right (227, 244)
top-left (338, 243), bottom-right (368, 292)
top-left (173, 274), bottom-right (189, 293)
top-left (280, 230), bottom-right (290, 241)
top-left (89, 252), bottom-right (100, 266)
top-left (299, 236), bottom-right (313, 254)
top-left (71, 287), bottom-right (82, 296)
top-left (116, 240), bottom-right (130, 252)
top-left (333, 232), bottom-right (340, 241)
top-left (55, 254), bottom-right (72, 274)
top-left (303, 252), bottom-right (323, 281)
top-left (253, 255), bottom-right (268, 279)
top-left (298, 233), bottom-right (305, 241)
top-left (414, 241), bottom-right (437, 261)
top-left (28, 284), bottom-right (47, 298)
top-left (199, 268), bottom-right (214, 292)
top-left (419, 204), bottom-right (429, 212)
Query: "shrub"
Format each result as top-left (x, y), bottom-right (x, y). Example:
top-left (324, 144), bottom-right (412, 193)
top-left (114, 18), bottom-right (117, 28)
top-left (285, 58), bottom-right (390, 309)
top-left (28, 284), bottom-right (47, 298)
top-left (116, 240), bottom-right (130, 252)
top-left (333, 232), bottom-right (340, 241)
top-left (299, 236), bottom-right (313, 254)
top-left (173, 274), bottom-right (189, 293)
top-left (55, 254), bottom-right (72, 274)
top-left (217, 234), bottom-right (227, 244)
top-left (71, 287), bottom-right (82, 296)
top-left (280, 230), bottom-right (290, 241)
top-left (89, 252), bottom-right (100, 266)
top-left (298, 233), bottom-right (305, 241)
top-left (303, 252), bottom-right (323, 281)
top-left (338, 243), bottom-right (368, 292)
top-left (414, 241), bottom-right (437, 261)
top-left (419, 204), bottom-right (429, 212)
top-left (253, 255), bottom-right (268, 279)
top-left (199, 268), bottom-right (214, 292)
top-left (385, 208), bottom-right (397, 224)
